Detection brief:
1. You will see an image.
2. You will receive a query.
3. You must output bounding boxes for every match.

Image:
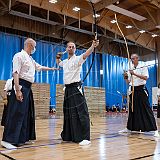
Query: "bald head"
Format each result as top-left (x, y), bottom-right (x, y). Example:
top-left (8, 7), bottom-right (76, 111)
top-left (24, 38), bottom-right (36, 48)
top-left (24, 38), bottom-right (36, 55)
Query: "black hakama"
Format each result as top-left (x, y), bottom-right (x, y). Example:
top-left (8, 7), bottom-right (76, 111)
top-left (157, 100), bottom-right (160, 118)
top-left (127, 85), bottom-right (157, 132)
top-left (61, 82), bottom-right (90, 143)
top-left (1, 91), bottom-right (11, 127)
top-left (2, 79), bottom-right (36, 145)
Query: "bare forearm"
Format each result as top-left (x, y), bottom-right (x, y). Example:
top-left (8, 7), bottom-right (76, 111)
top-left (133, 73), bottom-right (148, 80)
top-left (13, 72), bottom-right (20, 91)
top-left (56, 59), bottom-right (61, 65)
top-left (83, 45), bottom-right (94, 59)
top-left (41, 66), bottom-right (60, 71)
top-left (41, 66), bottom-right (52, 71)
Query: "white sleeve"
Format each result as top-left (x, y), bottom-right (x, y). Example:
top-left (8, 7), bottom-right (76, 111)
top-left (142, 66), bottom-right (149, 78)
top-left (78, 53), bottom-right (86, 65)
top-left (59, 61), bottom-right (63, 67)
top-left (4, 79), bottom-right (12, 91)
top-left (31, 58), bottom-right (43, 72)
top-left (12, 54), bottom-right (22, 74)
top-left (35, 62), bottom-right (43, 72)
top-left (4, 81), bottom-right (9, 91)
top-left (127, 71), bottom-right (131, 82)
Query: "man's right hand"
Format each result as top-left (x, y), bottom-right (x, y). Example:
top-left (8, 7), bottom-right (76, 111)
top-left (123, 71), bottom-right (128, 79)
top-left (16, 90), bottom-right (23, 102)
top-left (3, 97), bottom-right (8, 105)
top-left (56, 53), bottom-right (62, 59)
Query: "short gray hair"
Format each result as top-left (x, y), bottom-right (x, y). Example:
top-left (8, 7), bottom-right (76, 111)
top-left (131, 53), bottom-right (139, 59)
top-left (24, 38), bottom-right (36, 47)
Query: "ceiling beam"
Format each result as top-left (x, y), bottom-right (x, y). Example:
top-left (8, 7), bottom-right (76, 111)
top-left (98, 17), bottom-right (156, 50)
top-left (94, 0), bottom-right (119, 11)
top-left (109, 3), bottom-right (142, 20)
top-left (120, 7), bottom-right (160, 36)
top-left (147, 0), bottom-right (160, 8)
top-left (80, 0), bottom-right (118, 20)
top-left (0, 0), bottom-right (7, 8)
top-left (8, 0), bottom-right (157, 50)
top-left (135, 0), bottom-right (157, 25)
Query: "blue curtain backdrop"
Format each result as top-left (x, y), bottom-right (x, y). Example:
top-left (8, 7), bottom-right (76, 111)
top-left (146, 63), bottom-right (157, 104)
top-left (0, 32), bottom-right (157, 108)
top-left (0, 32), bottom-right (21, 80)
top-left (102, 54), bottom-right (128, 108)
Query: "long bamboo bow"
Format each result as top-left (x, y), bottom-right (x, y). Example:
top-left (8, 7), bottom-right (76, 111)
top-left (114, 14), bottom-right (134, 112)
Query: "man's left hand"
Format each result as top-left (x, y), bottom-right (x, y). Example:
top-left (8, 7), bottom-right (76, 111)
top-left (92, 40), bottom-right (99, 48)
top-left (129, 70), bottom-right (135, 75)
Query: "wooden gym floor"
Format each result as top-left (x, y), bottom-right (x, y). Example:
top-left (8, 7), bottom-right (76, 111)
top-left (0, 113), bottom-right (160, 160)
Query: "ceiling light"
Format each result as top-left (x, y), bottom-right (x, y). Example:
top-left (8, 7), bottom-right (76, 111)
top-left (110, 20), bottom-right (117, 24)
top-left (93, 14), bottom-right (100, 18)
top-left (49, 0), bottom-right (57, 4)
top-left (116, 1), bottom-right (120, 5)
top-left (126, 25), bottom-right (133, 29)
top-left (73, 7), bottom-right (80, 12)
top-left (139, 30), bottom-right (145, 33)
top-left (156, 25), bottom-right (160, 29)
top-left (86, 0), bottom-right (101, 3)
top-left (152, 34), bottom-right (158, 37)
